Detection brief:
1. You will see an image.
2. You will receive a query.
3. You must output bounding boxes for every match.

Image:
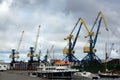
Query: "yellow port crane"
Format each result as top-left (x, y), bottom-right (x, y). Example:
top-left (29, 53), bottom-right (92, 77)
top-left (9, 31), bottom-right (24, 68)
top-left (83, 11), bottom-right (108, 53)
top-left (27, 25), bottom-right (41, 61)
top-left (9, 31), bottom-right (24, 59)
top-left (62, 18), bottom-right (92, 62)
top-left (81, 11), bottom-right (109, 64)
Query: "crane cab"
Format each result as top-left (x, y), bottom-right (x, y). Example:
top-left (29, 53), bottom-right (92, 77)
top-left (83, 46), bottom-right (96, 53)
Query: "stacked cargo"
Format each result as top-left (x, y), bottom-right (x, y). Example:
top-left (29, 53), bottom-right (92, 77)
top-left (13, 62), bottom-right (28, 70)
top-left (13, 62), bottom-right (40, 70)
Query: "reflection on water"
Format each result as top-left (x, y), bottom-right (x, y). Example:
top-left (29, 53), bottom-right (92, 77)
top-left (97, 78), bottom-right (120, 80)
top-left (46, 78), bottom-right (120, 80)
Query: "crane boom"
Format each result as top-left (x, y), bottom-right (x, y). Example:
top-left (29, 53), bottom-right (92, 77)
top-left (80, 18), bottom-right (94, 38)
top-left (34, 25), bottom-right (41, 52)
top-left (99, 12), bottom-right (108, 31)
top-left (70, 18), bottom-right (92, 36)
top-left (80, 18), bottom-right (90, 33)
top-left (16, 31), bottom-right (24, 54)
top-left (91, 11), bottom-right (108, 32)
top-left (93, 12), bottom-right (109, 48)
top-left (64, 18), bottom-right (92, 40)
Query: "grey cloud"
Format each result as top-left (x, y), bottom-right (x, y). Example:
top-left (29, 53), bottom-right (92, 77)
top-left (0, 0), bottom-right (120, 61)
top-left (10, 0), bottom-right (48, 11)
top-left (0, 0), bottom-right (3, 3)
top-left (64, 0), bottom-right (99, 19)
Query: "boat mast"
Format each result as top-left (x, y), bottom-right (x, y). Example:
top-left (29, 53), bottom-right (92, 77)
top-left (105, 42), bottom-right (108, 71)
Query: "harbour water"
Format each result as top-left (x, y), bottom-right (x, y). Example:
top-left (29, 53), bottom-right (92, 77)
top-left (47, 78), bottom-right (120, 80)
top-left (0, 71), bottom-right (120, 80)
top-left (97, 78), bottom-right (120, 80)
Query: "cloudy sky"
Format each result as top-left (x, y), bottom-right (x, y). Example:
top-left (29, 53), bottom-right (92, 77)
top-left (0, 0), bottom-right (120, 62)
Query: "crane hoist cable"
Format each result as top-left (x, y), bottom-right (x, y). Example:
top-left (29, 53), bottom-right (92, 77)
top-left (34, 25), bottom-right (41, 53)
top-left (16, 31), bottom-right (24, 54)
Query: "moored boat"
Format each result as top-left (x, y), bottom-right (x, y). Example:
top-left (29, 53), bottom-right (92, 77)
top-left (98, 71), bottom-right (120, 78)
top-left (72, 71), bottom-right (100, 80)
top-left (29, 61), bottom-right (79, 79)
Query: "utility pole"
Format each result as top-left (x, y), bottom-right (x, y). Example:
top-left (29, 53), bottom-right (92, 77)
top-left (119, 48), bottom-right (120, 64)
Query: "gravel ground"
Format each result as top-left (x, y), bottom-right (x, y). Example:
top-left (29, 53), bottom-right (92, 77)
top-left (0, 70), bottom-right (42, 80)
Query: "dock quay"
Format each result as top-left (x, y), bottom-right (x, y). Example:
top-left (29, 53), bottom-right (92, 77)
top-left (0, 70), bottom-right (41, 80)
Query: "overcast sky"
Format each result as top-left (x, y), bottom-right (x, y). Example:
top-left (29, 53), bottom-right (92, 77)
top-left (0, 0), bottom-right (120, 62)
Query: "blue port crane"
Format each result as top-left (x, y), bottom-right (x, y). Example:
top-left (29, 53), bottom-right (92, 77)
top-left (81, 11), bottom-right (109, 65)
top-left (62, 18), bottom-right (92, 62)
